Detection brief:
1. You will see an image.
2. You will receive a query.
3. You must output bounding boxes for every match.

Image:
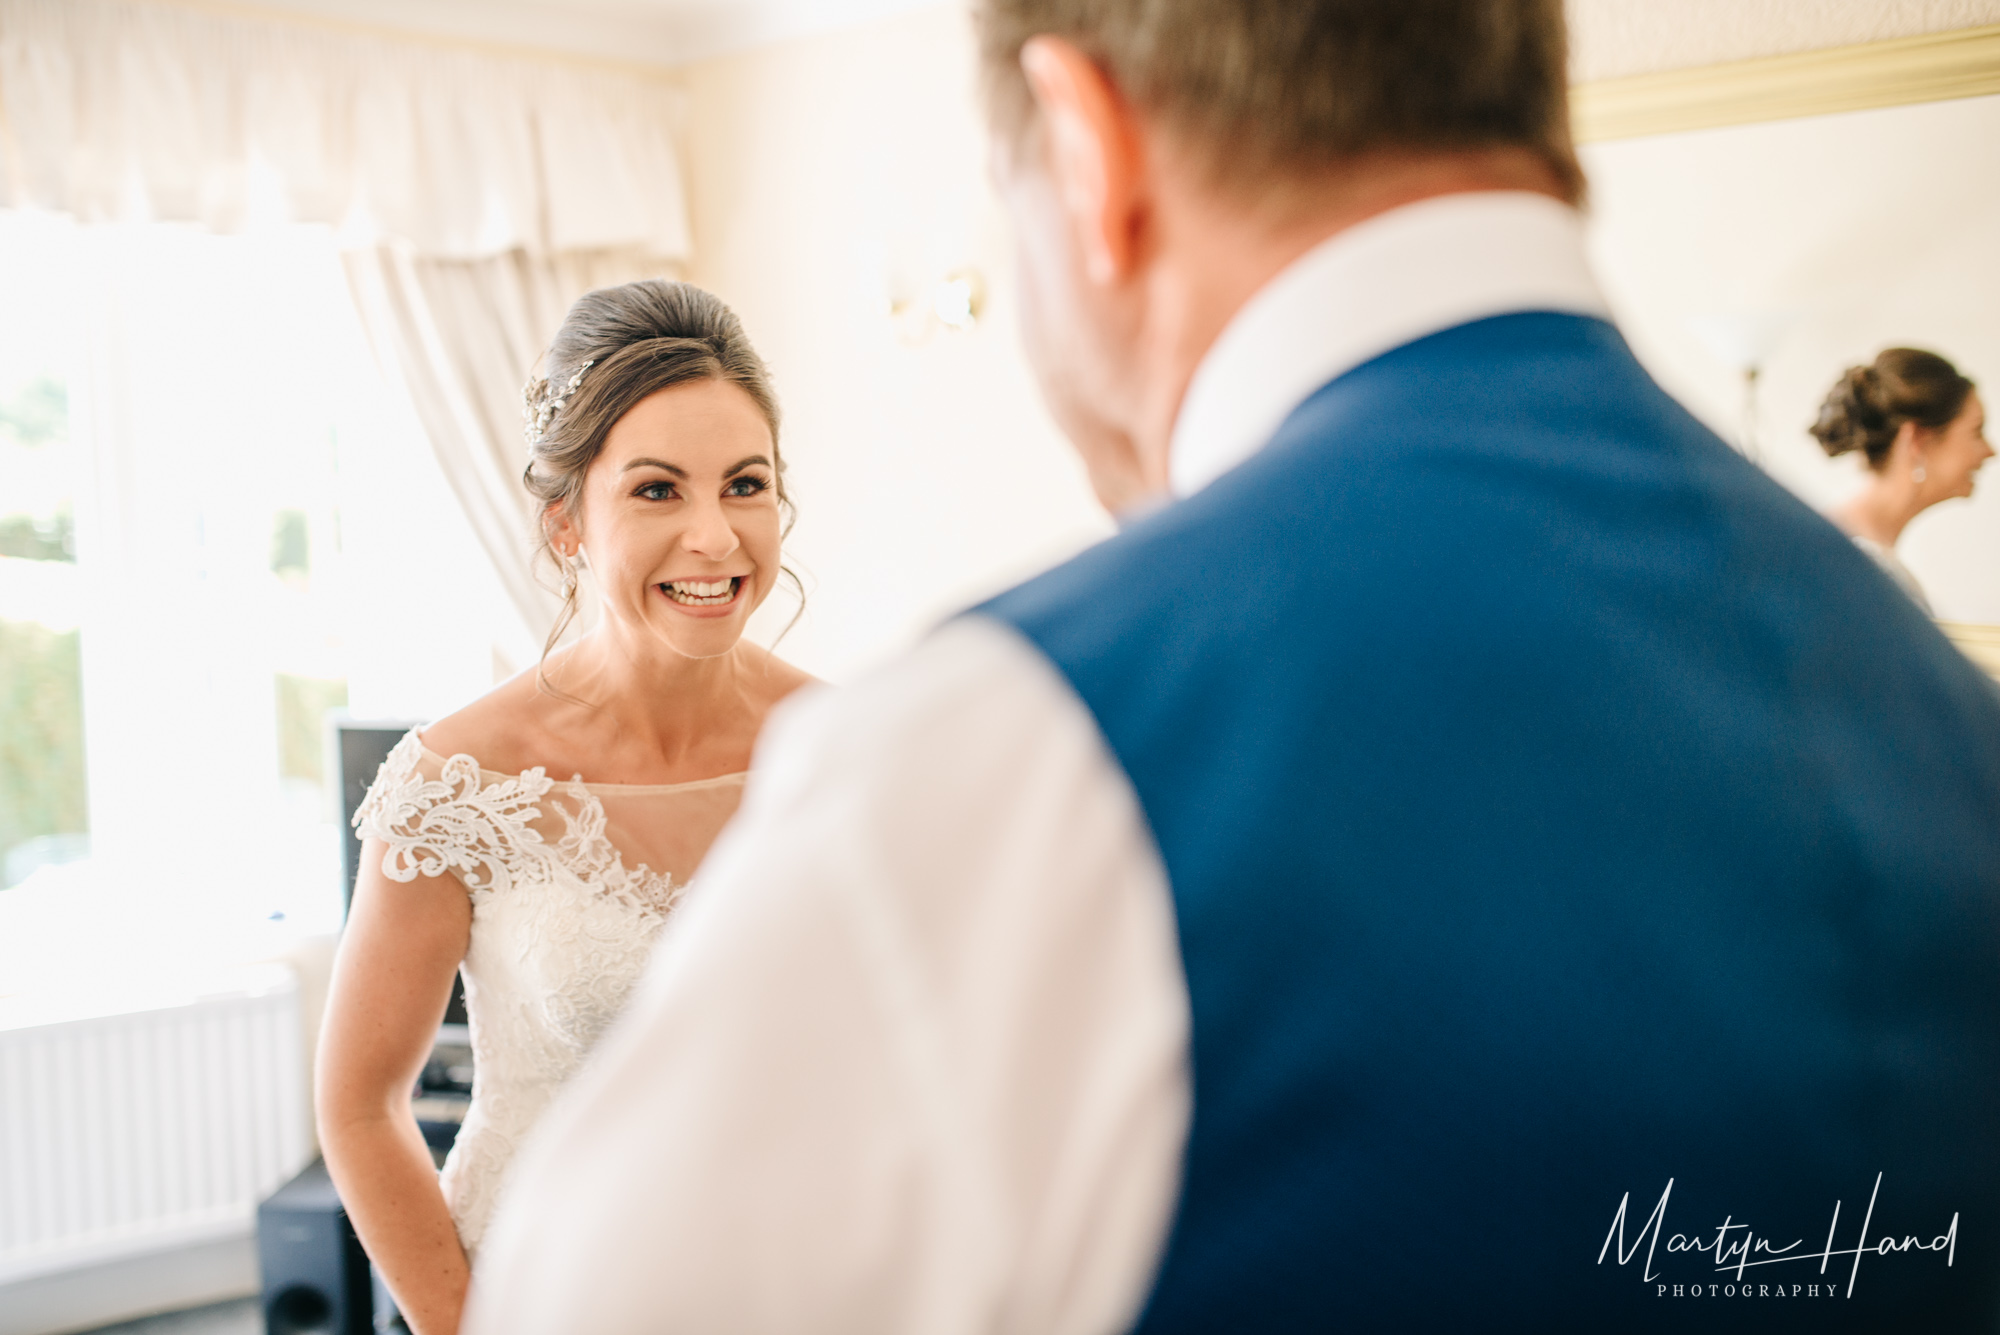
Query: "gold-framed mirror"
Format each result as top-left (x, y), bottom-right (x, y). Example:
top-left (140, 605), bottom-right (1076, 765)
top-left (1570, 25), bottom-right (2000, 679)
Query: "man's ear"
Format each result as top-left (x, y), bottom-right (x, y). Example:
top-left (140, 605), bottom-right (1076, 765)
top-left (1019, 36), bottom-right (1146, 285)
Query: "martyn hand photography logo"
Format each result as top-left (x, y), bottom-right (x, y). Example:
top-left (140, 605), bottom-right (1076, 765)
top-left (1598, 1175), bottom-right (1959, 1300)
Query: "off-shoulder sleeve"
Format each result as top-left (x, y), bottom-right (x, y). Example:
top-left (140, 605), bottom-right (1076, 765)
top-left (352, 730), bottom-right (556, 896)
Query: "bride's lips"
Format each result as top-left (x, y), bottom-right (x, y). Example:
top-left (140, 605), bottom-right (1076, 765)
top-left (655, 575), bottom-right (747, 619)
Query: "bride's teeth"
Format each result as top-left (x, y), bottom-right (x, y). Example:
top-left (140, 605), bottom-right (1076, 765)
top-left (663, 577), bottom-right (739, 605)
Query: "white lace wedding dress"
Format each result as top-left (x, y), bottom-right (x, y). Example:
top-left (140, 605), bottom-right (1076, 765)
top-left (353, 730), bottom-right (748, 1258)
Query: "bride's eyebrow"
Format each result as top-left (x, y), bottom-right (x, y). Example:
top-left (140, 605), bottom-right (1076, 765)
top-left (619, 455), bottom-right (771, 478)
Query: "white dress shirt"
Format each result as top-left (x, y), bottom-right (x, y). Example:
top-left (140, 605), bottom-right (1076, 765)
top-left (464, 191), bottom-right (1608, 1335)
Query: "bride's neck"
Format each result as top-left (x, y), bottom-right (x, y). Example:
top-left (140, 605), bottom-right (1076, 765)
top-left (540, 628), bottom-right (768, 763)
top-left (1834, 470), bottom-right (1926, 549)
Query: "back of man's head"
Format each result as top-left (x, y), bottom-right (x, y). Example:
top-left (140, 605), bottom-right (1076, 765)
top-left (976, 0), bottom-right (1583, 205)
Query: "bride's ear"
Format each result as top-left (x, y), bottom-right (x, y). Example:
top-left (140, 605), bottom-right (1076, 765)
top-left (544, 501), bottom-right (581, 558)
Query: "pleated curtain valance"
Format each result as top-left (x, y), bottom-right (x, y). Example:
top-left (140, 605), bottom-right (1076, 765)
top-left (0, 0), bottom-right (691, 261)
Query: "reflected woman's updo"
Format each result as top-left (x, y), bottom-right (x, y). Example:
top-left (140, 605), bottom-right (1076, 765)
top-left (1810, 347), bottom-right (1975, 472)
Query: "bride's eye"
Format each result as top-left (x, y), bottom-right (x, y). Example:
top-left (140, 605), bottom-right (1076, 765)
top-left (634, 480), bottom-right (677, 501)
top-left (724, 475), bottom-right (770, 497)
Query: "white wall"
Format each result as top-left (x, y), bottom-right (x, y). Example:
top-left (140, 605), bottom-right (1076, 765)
top-left (679, 4), bottom-right (1112, 682)
top-left (1581, 92), bottom-right (2000, 622)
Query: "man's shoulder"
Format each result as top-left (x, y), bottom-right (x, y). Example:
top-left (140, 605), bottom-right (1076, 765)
top-left (784, 618), bottom-right (1047, 727)
top-left (749, 617), bottom-right (1098, 801)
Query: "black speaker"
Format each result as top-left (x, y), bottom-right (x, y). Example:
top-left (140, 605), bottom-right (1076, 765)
top-left (333, 719), bottom-right (471, 1035)
top-left (333, 720), bottom-right (427, 923)
top-left (257, 1159), bottom-right (373, 1335)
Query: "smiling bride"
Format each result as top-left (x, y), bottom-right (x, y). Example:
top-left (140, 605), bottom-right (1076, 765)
top-left (314, 281), bottom-right (816, 1335)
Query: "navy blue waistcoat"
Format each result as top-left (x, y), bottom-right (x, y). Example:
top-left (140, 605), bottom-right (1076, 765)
top-left (980, 314), bottom-right (2000, 1332)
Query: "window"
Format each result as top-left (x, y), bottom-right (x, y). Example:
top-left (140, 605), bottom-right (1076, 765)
top-left (0, 213), bottom-right (514, 990)
top-left (0, 369), bottom-right (85, 888)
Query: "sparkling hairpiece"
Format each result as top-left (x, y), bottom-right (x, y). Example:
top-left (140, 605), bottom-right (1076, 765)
top-left (524, 358), bottom-right (596, 448)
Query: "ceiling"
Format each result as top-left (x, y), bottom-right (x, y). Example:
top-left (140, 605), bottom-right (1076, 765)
top-left (216, 0), bottom-right (956, 69)
top-left (205, 0), bottom-right (2000, 76)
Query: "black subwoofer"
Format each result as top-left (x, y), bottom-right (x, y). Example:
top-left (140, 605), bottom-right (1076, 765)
top-left (257, 1159), bottom-right (373, 1335)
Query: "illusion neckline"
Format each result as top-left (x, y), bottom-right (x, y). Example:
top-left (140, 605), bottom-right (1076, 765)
top-left (416, 740), bottom-right (749, 796)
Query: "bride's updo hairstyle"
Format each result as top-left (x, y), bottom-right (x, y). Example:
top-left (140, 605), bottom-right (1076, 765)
top-left (522, 280), bottom-right (793, 659)
top-left (1810, 347), bottom-right (1975, 471)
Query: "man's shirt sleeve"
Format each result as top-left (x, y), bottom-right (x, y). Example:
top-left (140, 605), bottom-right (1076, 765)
top-left (464, 615), bottom-right (1191, 1335)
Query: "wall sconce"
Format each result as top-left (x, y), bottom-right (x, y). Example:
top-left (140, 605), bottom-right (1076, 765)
top-left (1684, 309), bottom-right (1796, 463)
top-left (890, 268), bottom-right (985, 345)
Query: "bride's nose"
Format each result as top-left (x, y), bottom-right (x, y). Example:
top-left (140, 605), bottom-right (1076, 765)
top-left (679, 496), bottom-right (740, 561)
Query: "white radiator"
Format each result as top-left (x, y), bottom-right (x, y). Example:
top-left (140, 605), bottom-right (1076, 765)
top-left (0, 964), bottom-right (311, 1286)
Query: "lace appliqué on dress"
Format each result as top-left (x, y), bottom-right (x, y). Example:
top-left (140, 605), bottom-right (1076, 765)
top-left (348, 729), bottom-right (702, 1261)
top-left (353, 731), bottom-right (551, 896)
top-left (549, 777), bottom-right (688, 918)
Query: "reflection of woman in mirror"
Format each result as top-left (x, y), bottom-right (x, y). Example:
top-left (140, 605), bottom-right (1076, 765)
top-left (1811, 347), bottom-right (1990, 613)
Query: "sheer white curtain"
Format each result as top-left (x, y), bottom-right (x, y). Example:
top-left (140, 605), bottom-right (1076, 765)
top-left (58, 222), bottom-right (506, 906)
top-left (0, 0), bottom-right (692, 645)
top-left (342, 246), bottom-right (676, 644)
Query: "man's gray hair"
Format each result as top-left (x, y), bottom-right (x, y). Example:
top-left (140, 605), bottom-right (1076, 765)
top-left (976, 0), bottom-right (1583, 203)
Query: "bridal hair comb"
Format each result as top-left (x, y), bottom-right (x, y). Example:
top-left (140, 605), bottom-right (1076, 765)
top-left (523, 358), bottom-right (596, 448)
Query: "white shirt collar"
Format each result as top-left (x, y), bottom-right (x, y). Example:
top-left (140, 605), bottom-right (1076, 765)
top-left (1168, 190), bottom-right (1610, 498)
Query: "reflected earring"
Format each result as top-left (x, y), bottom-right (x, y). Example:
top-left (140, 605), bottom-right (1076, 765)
top-left (1913, 463), bottom-right (1928, 484)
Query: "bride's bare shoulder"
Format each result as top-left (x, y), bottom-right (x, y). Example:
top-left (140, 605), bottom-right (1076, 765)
top-left (415, 671), bottom-right (552, 772)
